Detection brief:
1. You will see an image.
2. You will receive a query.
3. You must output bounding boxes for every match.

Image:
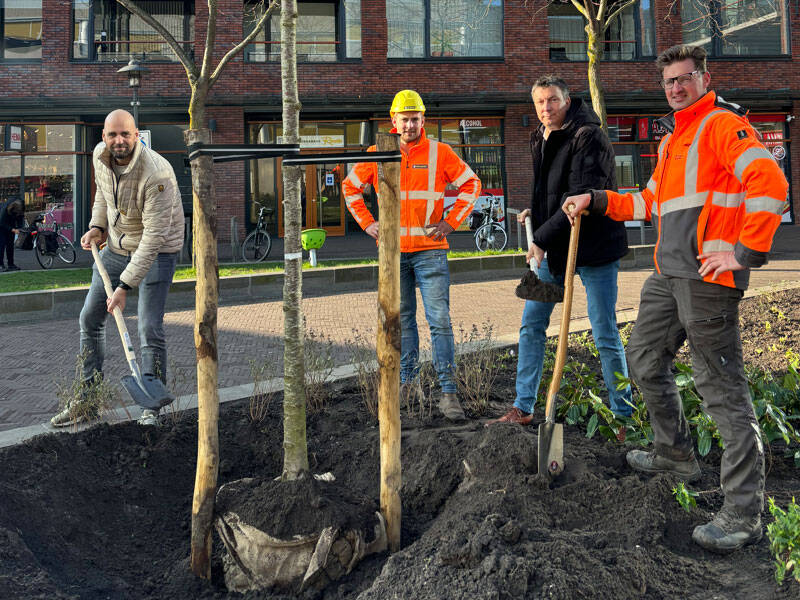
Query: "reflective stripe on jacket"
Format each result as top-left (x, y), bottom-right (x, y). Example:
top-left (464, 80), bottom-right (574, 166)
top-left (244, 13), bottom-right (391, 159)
top-left (342, 128), bottom-right (481, 253)
top-left (595, 92), bottom-right (787, 290)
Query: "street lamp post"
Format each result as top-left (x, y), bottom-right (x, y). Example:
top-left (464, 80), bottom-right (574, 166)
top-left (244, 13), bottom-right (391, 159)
top-left (116, 57), bottom-right (149, 127)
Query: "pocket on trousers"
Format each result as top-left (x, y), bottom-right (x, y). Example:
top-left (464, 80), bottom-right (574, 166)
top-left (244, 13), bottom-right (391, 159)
top-left (688, 314), bottom-right (738, 380)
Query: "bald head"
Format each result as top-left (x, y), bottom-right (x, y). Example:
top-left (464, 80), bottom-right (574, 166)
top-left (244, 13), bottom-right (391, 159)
top-left (102, 110), bottom-right (138, 164)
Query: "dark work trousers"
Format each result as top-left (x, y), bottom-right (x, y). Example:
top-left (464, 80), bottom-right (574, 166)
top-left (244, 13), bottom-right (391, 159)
top-left (0, 228), bottom-right (14, 267)
top-left (627, 273), bottom-right (764, 516)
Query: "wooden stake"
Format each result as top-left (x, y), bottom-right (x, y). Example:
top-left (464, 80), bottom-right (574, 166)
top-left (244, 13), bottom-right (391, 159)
top-left (185, 128), bottom-right (220, 579)
top-left (376, 133), bottom-right (402, 552)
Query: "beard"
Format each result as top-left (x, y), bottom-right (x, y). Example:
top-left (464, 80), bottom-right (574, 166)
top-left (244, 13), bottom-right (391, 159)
top-left (110, 144), bottom-right (134, 160)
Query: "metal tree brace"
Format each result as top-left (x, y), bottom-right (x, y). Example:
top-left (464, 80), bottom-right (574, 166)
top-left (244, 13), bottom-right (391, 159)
top-left (185, 142), bottom-right (402, 166)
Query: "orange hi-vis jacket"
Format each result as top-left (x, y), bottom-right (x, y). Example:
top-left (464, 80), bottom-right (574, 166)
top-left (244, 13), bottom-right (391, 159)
top-left (342, 128), bottom-right (481, 253)
top-left (593, 92), bottom-right (788, 290)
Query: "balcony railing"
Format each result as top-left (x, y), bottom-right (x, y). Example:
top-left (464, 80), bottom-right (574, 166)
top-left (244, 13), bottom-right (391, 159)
top-left (77, 39), bottom-right (193, 62)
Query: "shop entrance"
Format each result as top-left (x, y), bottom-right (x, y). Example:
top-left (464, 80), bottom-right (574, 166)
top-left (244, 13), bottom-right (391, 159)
top-left (278, 160), bottom-right (347, 237)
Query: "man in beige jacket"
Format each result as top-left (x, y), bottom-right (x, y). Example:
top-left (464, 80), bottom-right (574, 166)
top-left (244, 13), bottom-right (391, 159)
top-left (51, 109), bottom-right (184, 427)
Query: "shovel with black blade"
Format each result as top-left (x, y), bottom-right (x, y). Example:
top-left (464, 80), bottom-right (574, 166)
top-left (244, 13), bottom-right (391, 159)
top-left (515, 216), bottom-right (564, 303)
top-left (537, 208), bottom-right (586, 479)
top-left (91, 242), bottom-right (174, 410)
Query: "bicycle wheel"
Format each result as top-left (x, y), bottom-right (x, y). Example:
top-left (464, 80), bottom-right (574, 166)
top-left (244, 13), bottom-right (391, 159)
top-left (35, 238), bottom-right (54, 269)
top-left (56, 234), bottom-right (77, 264)
top-left (241, 228), bottom-right (272, 262)
top-left (475, 223), bottom-right (508, 252)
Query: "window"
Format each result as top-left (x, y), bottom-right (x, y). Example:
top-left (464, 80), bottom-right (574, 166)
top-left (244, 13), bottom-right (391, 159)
top-left (387, 0), bottom-right (503, 59)
top-left (1, 0), bottom-right (41, 60)
top-left (682, 0), bottom-right (790, 56)
top-left (548, 0), bottom-right (655, 61)
top-left (244, 0), bottom-right (360, 62)
top-left (72, 0), bottom-right (194, 62)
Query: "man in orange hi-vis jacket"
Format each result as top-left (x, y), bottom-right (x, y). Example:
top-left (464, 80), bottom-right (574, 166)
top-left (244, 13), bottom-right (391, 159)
top-left (343, 90), bottom-right (481, 421)
top-left (565, 45), bottom-right (789, 555)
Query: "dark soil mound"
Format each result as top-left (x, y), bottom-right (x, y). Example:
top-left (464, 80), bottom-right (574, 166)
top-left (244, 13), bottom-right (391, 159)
top-left (216, 474), bottom-right (379, 540)
top-left (1, 288), bottom-right (799, 600)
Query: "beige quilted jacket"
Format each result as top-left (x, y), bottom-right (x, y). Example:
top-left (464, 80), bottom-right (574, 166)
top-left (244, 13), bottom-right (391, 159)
top-left (90, 141), bottom-right (185, 287)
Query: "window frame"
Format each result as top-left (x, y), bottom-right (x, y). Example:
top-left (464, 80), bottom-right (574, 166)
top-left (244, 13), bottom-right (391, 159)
top-left (0, 0), bottom-right (43, 63)
top-left (243, 0), bottom-right (360, 63)
top-left (681, 0), bottom-right (791, 59)
top-left (548, 0), bottom-right (655, 63)
top-left (386, 0), bottom-right (505, 62)
top-left (70, 0), bottom-right (194, 63)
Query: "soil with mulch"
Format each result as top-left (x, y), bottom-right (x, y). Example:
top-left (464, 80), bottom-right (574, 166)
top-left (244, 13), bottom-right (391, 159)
top-left (1, 287), bottom-right (799, 600)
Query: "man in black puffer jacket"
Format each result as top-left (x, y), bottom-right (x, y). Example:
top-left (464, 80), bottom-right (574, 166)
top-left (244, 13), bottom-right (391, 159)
top-left (489, 75), bottom-right (632, 426)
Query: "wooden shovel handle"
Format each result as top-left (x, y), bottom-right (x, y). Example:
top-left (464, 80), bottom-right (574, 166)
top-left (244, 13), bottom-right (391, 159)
top-left (90, 242), bottom-right (139, 368)
top-left (542, 207), bottom-right (587, 422)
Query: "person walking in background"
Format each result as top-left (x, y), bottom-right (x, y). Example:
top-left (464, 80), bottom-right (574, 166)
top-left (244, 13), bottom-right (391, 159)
top-left (564, 45), bottom-right (789, 554)
top-left (0, 197), bottom-right (24, 272)
top-left (487, 75), bottom-right (631, 426)
top-left (343, 90), bottom-right (481, 421)
top-left (50, 109), bottom-right (184, 428)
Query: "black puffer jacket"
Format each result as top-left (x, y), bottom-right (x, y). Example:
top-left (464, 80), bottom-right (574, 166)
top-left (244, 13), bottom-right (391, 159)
top-left (529, 97), bottom-right (627, 276)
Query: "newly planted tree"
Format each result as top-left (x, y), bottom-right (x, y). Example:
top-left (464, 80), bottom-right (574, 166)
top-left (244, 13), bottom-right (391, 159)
top-left (111, 0), bottom-right (279, 579)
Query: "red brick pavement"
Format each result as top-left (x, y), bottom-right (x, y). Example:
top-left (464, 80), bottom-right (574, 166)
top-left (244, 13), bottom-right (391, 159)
top-left (1, 261), bottom-right (798, 433)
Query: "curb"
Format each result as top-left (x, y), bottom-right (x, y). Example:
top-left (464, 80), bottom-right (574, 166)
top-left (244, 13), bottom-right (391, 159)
top-left (0, 245), bottom-right (655, 324)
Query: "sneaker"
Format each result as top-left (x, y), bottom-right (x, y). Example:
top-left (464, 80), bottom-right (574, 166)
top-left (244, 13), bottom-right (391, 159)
top-left (439, 393), bottom-right (466, 422)
top-left (50, 403), bottom-right (99, 428)
top-left (485, 406), bottom-right (533, 427)
top-left (692, 506), bottom-right (762, 554)
top-left (626, 449), bottom-right (701, 482)
top-left (138, 409), bottom-right (159, 426)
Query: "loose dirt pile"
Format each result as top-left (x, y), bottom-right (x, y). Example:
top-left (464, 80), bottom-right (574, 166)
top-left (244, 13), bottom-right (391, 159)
top-left (1, 288), bottom-right (798, 600)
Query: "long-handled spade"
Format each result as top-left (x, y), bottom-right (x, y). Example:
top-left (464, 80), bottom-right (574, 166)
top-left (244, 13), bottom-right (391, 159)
top-left (515, 216), bottom-right (565, 303)
top-left (91, 242), bottom-right (174, 410)
top-left (537, 208), bottom-right (586, 478)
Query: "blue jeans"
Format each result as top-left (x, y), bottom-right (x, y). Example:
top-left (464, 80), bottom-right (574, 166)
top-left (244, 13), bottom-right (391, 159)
top-left (514, 257), bottom-right (632, 416)
top-left (79, 248), bottom-right (178, 384)
top-left (400, 249), bottom-right (456, 393)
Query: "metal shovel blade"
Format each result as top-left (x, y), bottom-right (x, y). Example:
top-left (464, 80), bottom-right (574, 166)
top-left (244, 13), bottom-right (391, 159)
top-left (121, 374), bottom-right (175, 410)
top-left (537, 420), bottom-right (564, 478)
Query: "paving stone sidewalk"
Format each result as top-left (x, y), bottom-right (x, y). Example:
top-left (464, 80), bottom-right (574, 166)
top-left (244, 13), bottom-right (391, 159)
top-left (1, 250), bottom-right (798, 433)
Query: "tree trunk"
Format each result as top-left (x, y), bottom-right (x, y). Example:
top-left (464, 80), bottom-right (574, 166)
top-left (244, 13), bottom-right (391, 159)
top-left (280, 0), bottom-right (309, 481)
top-left (375, 133), bottom-right (402, 552)
top-left (185, 126), bottom-right (219, 580)
top-left (585, 20), bottom-right (608, 133)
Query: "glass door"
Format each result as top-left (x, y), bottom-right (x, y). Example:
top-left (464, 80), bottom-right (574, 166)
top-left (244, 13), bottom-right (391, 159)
top-left (305, 162), bottom-right (345, 235)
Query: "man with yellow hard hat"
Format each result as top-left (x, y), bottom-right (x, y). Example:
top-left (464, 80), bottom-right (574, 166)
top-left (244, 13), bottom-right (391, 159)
top-left (343, 90), bottom-right (482, 421)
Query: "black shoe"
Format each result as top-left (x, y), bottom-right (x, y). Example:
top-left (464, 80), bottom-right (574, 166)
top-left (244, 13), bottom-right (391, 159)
top-left (626, 449), bottom-right (701, 482)
top-left (692, 506), bottom-right (762, 554)
top-left (5, 264), bottom-right (20, 271)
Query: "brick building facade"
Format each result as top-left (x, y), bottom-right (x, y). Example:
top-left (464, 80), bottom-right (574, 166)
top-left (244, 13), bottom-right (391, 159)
top-left (0, 1), bottom-right (797, 247)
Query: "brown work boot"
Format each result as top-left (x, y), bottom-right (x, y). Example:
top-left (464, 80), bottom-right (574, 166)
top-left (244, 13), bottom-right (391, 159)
top-left (485, 406), bottom-right (534, 427)
top-left (439, 393), bottom-right (466, 421)
top-left (626, 449), bottom-right (701, 482)
top-left (692, 505), bottom-right (762, 554)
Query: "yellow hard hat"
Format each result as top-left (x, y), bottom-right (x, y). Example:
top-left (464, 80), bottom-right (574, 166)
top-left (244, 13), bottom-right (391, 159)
top-left (390, 90), bottom-right (426, 115)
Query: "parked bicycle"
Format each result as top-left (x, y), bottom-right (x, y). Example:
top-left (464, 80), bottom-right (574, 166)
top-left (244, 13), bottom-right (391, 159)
top-left (241, 201), bottom-right (274, 262)
top-left (470, 193), bottom-right (507, 252)
top-left (16, 205), bottom-right (77, 269)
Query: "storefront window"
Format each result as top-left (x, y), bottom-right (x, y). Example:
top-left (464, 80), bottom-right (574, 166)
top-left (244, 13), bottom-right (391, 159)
top-left (750, 116), bottom-right (791, 222)
top-left (2, 0), bottom-right (42, 60)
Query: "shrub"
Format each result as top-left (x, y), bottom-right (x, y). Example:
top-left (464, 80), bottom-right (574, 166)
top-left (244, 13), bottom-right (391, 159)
top-left (767, 496), bottom-right (800, 585)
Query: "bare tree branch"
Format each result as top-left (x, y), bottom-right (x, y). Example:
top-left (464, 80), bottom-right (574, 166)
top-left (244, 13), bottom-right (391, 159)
top-left (604, 0), bottom-right (637, 32)
top-left (114, 0), bottom-right (198, 81)
top-left (200, 0), bottom-right (217, 82)
top-left (211, 0), bottom-right (279, 86)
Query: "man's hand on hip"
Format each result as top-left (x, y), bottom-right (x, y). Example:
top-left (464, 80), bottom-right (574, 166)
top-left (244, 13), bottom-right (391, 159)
top-left (106, 287), bottom-right (127, 313)
top-left (81, 228), bottom-right (107, 250)
top-left (562, 194), bottom-right (592, 225)
top-left (424, 220), bottom-right (454, 241)
top-left (697, 251), bottom-right (744, 281)
top-left (365, 221), bottom-right (379, 241)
